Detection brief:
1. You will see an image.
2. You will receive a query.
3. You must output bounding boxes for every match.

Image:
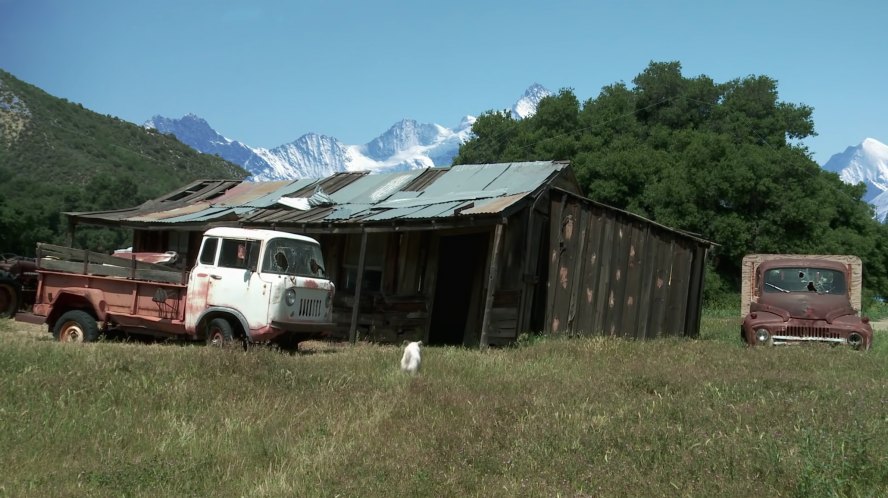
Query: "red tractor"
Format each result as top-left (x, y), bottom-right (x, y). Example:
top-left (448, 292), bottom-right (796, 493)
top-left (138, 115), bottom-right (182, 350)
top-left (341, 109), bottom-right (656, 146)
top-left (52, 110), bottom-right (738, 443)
top-left (0, 253), bottom-right (38, 318)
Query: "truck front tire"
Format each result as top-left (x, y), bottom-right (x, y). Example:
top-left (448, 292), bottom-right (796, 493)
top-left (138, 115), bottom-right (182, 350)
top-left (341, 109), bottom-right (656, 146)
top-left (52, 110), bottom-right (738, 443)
top-left (206, 318), bottom-right (235, 346)
top-left (53, 310), bottom-right (99, 343)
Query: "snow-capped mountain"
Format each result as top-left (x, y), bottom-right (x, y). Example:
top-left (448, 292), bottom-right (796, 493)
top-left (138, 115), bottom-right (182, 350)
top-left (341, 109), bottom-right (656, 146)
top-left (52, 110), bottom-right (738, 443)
top-left (252, 133), bottom-right (350, 180)
top-left (511, 83), bottom-right (551, 119)
top-left (144, 114), bottom-right (269, 169)
top-left (822, 138), bottom-right (888, 220)
top-left (144, 85), bottom-right (551, 181)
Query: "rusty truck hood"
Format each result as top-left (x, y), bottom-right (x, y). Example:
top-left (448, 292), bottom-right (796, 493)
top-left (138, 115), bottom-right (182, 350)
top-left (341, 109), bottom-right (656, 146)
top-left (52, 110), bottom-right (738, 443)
top-left (754, 293), bottom-right (857, 321)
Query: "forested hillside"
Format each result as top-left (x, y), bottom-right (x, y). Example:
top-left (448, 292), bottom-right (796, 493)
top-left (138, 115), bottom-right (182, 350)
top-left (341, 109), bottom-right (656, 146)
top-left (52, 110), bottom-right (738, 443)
top-left (455, 61), bottom-right (888, 297)
top-left (0, 70), bottom-right (248, 255)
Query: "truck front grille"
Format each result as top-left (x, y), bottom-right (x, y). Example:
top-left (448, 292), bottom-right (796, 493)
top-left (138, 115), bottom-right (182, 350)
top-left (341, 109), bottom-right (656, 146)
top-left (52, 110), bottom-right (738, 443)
top-left (297, 298), bottom-right (324, 318)
top-left (772, 326), bottom-right (846, 345)
top-left (785, 326), bottom-right (840, 340)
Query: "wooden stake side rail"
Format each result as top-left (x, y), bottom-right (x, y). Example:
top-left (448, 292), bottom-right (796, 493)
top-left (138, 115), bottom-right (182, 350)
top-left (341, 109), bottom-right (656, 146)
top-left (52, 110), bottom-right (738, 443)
top-left (37, 243), bottom-right (185, 284)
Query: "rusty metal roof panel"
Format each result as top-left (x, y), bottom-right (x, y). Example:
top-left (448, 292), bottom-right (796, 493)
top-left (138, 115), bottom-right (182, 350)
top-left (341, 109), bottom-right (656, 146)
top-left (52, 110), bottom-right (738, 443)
top-left (65, 179), bottom-right (245, 223)
top-left (154, 179), bottom-right (243, 204)
top-left (243, 178), bottom-right (319, 207)
top-left (208, 180), bottom-right (292, 207)
top-left (459, 193), bottom-right (527, 215)
top-left (127, 202), bottom-right (212, 222)
top-left (153, 207), bottom-right (231, 223)
top-left (157, 206), bottom-right (256, 224)
top-left (126, 181), bottom-right (310, 224)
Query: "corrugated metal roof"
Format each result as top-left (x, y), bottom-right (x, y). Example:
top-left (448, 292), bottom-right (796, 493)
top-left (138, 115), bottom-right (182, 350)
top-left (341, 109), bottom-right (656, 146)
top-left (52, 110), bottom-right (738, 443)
top-left (65, 179), bottom-right (244, 224)
top-left (459, 193), bottom-right (527, 215)
top-left (243, 178), bottom-right (319, 208)
top-left (209, 181), bottom-right (293, 207)
top-left (70, 161), bottom-right (572, 228)
top-left (324, 171), bottom-right (423, 205)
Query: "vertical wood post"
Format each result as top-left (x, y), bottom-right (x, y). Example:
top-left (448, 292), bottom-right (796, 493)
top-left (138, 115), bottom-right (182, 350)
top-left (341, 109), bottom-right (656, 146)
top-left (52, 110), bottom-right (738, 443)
top-left (348, 230), bottom-right (368, 344)
top-left (480, 223), bottom-right (505, 349)
top-left (66, 218), bottom-right (76, 247)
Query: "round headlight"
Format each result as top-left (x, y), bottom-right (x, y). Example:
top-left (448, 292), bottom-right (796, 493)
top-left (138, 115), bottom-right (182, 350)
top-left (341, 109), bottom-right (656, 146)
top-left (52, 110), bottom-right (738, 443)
top-left (847, 332), bottom-right (863, 350)
top-left (285, 288), bottom-right (297, 306)
top-left (755, 328), bottom-right (770, 344)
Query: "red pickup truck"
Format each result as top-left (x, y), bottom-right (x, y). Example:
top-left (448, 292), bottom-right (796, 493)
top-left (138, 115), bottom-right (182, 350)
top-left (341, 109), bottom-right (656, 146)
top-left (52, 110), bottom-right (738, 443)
top-left (16, 227), bottom-right (335, 349)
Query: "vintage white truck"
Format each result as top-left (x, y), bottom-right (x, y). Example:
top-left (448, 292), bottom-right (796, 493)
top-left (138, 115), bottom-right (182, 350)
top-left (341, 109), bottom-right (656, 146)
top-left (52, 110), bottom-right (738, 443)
top-left (16, 227), bottom-right (335, 349)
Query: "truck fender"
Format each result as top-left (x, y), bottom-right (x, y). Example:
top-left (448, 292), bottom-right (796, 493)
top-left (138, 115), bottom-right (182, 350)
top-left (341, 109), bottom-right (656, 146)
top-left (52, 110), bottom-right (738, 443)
top-left (45, 288), bottom-right (107, 327)
top-left (194, 307), bottom-right (251, 340)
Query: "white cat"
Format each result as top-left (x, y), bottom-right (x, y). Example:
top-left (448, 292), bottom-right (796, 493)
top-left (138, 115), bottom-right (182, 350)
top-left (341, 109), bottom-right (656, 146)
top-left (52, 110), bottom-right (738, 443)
top-left (400, 340), bottom-right (422, 374)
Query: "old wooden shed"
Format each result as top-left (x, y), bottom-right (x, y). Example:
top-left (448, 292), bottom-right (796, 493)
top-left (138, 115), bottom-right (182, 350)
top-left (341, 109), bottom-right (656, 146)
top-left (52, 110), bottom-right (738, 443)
top-left (66, 161), bottom-right (710, 346)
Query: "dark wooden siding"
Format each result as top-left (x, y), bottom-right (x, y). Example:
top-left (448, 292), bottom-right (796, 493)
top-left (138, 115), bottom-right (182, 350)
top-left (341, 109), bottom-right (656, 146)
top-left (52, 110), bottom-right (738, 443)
top-left (545, 191), bottom-right (707, 338)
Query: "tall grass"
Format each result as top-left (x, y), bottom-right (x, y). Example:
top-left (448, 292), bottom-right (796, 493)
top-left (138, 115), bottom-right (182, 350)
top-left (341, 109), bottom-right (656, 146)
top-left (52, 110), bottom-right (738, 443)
top-left (1, 317), bottom-right (886, 497)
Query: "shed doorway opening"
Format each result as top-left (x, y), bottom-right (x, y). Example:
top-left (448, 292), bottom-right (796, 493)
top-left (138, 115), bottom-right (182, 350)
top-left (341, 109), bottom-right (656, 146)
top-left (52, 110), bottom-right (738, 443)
top-left (429, 232), bottom-right (489, 346)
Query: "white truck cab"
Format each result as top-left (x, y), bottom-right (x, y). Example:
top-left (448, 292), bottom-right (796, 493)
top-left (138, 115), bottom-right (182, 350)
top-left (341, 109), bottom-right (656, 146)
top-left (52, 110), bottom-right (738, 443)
top-left (185, 227), bottom-right (335, 347)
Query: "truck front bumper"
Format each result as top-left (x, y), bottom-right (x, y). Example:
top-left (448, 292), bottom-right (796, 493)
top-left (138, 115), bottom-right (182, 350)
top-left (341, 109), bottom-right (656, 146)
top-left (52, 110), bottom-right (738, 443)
top-left (249, 321), bottom-right (335, 341)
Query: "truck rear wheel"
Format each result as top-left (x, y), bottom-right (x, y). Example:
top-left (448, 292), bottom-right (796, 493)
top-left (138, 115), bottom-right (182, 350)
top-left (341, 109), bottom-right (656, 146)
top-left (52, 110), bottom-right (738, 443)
top-left (0, 271), bottom-right (20, 318)
top-left (53, 310), bottom-right (99, 343)
top-left (206, 318), bottom-right (234, 347)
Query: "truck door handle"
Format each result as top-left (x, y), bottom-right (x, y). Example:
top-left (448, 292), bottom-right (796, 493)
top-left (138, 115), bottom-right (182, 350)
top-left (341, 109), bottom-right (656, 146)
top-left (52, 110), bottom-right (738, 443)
top-left (210, 274), bottom-right (222, 280)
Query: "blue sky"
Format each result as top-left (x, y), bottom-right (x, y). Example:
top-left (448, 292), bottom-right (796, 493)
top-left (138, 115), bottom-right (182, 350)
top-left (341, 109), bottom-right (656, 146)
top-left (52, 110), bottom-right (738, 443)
top-left (1, 0), bottom-right (885, 165)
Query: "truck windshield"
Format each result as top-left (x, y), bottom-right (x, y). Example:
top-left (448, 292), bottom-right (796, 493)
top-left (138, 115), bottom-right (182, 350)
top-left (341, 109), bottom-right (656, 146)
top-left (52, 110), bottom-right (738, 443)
top-left (262, 238), bottom-right (326, 277)
top-left (763, 267), bottom-right (846, 294)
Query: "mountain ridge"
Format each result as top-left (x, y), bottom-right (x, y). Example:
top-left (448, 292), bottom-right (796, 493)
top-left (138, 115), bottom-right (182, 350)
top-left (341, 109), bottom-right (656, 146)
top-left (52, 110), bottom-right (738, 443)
top-left (144, 85), bottom-right (551, 181)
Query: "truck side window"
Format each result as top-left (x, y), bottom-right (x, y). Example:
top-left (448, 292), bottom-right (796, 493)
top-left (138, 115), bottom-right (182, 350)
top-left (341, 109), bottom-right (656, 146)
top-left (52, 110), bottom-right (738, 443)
top-left (218, 239), bottom-right (259, 269)
top-left (199, 238), bottom-right (219, 265)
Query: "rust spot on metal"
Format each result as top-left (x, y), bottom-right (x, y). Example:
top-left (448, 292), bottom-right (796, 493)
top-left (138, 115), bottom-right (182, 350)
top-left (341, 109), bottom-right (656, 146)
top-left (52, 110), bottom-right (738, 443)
top-left (559, 266), bottom-right (569, 289)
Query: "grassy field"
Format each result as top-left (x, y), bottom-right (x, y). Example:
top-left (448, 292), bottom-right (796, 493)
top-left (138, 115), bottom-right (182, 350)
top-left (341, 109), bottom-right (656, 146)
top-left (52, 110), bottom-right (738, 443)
top-left (0, 314), bottom-right (886, 497)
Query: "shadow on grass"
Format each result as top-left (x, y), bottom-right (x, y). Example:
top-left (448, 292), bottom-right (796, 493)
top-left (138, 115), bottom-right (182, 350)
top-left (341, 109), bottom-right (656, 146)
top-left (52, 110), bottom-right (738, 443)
top-left (94, 330), bottom-right (347, 356)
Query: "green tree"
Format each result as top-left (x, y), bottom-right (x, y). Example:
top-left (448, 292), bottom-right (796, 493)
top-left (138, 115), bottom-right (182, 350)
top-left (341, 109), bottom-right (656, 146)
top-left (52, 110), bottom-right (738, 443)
top-left (454, 61), bottom-right (888, 296)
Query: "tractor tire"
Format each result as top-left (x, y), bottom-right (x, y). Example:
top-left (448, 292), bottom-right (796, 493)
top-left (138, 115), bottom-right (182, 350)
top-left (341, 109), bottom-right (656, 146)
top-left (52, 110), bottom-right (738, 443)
top-left (0, 271), bottom-right (21, 318)
top-left (53, 310), bottom-right (100, 343)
